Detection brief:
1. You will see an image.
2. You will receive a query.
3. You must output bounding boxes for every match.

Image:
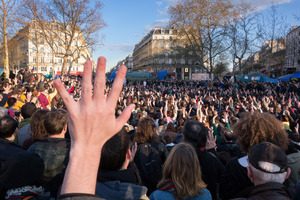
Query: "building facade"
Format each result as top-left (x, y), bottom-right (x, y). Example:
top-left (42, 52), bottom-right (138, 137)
top-left (285, 26), bottom-right (300, 73)
top-left (242, 39), bottom-right (286, 76)
top-left (3, 21), bottom-right (90, 75)
top-left (132, 27), bottom-right (207, 80)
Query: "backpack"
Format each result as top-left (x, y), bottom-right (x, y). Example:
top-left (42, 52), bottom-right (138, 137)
top-left (135, 142), bottom-right (165, 191)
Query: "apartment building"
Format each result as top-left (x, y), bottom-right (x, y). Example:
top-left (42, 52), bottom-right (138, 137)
top-left (285, 26), bottom-right (300, 73)
top-left (132, 27), bottom-right (207, 80)
top-left (3, 21), bottom-right (90, 75)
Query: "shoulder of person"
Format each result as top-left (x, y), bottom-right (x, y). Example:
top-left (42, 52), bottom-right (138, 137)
top-left (195, 188), bottom-right (212, 200)
top-left (150, 190), bottom-right (174, 200)
top-left (59, 194), bottom-right (104, 200)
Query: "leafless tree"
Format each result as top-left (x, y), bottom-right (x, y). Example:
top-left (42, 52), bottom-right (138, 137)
top-left (0, 0), bottom-right (19, 78)
top-left (169, 0), bottom-right (235, 75)
top-left (257, 4), bottom-right (289, 73)
top-left (21, 0), bottom-right (104, 74)
top-left (228, 3), bottom-right (259, 73)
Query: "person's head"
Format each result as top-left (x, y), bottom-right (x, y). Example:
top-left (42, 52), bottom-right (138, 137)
top-left (134, 117), bottom-right (156, 143)
top-left (158, 143), bottom-right (206, 199)
top-left (21, 103), bottom-right (37, 119)
top-left (247, 142), bottom-right (290, 186)
top-left (44, 109), bottom-right (68, 136)
top-left (183, 120), bottom-right (208, 149)
top-left (7, 97), bottom-right (17, 108)
top-left (30, 109), bottom-right (50, 140)
top-left (234, 112), bottom-right (288, 153)
top-left (166, 122), bottom-right (176, 132)
top-left (36, 83), bottom-right (45, 92)
top-left (0, 115), bottom-right (18, 140)
top-left (100, 128), bottom-right (134, 171)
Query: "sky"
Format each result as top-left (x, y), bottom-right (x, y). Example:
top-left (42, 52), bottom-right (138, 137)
top-left (93, 0), bottom-right (300, 71)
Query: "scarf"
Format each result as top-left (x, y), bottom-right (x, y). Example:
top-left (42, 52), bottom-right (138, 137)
top-left (158, 179), bottom-right (176, 194)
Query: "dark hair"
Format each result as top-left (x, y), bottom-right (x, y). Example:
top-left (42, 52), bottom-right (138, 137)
top-left (7, 97), bottom-right (17, 107)
top-left (44, 110), bottom-right (68, 135)
top-left (100, 128), bottom-right (131, 171)
top-left (21, 103), bottom-right (37, 119)
top-left (183, 120), bottom-right (208, 148)
top-left (0, 115), bottom-right (18, 138)
top-left (134, 117), bottom-right (157, 143)
top-left (31, 109), bottom-right (49, 140)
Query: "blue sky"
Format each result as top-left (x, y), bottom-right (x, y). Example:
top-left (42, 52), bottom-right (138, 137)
top-left (93, 0), bottom-right (300, 71)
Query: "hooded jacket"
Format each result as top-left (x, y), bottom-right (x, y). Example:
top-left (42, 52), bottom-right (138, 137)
top-left (96, 166), bottom-right (149, 200)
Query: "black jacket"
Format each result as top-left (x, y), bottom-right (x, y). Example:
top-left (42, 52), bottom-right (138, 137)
top-left (0, 139), bottom-right (44, 198)
top-left (232, 182), bottom-right (292, 200)
top-left (220, 156), bottom-right (254, 199)
top-left (134, 137), bottom-right (168, 195)
top-left (197, 149), bottom-right (225, 200)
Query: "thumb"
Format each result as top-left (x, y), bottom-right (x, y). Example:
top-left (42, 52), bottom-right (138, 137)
top-left (115, 104), bottom-right (135, 132)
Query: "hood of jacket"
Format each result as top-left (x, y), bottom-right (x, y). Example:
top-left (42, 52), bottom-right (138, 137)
top-left (96, 181), bottom-right (148, 200)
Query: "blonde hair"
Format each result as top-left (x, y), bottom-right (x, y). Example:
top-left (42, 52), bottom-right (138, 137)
top-left (158, 143), bottom-right (206, 199)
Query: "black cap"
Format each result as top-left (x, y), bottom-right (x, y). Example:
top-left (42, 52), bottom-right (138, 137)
top-left (248, 142), bottom-right (287, 174)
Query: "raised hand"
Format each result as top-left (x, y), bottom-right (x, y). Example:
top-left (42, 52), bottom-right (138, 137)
top-left (54, 57), bottom-right (134, 195)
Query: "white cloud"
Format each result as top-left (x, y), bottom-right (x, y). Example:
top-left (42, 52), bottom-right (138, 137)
top-left (144, 18), bottom-right (170, 35)
top-left (234, 0), bottom-right (292, 11)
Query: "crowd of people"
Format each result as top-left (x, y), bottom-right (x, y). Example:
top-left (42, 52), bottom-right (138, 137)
top-left (0, 58), bottom-right (300, 200)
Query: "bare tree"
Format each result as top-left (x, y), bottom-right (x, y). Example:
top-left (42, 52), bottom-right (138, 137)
top-left (169, 3), bottom-right (205, 66)
top-left (22, 0), bottom-right (104, 75)
top-left (169, 0), bottom-right (234, 75)
top-left (169, 0), bottom-right (234, 73)
top-left (228, 3), bottom-right (258, 73)
top-left (0, 0), bottom-right (19, 78)
top-left (257, 4), bottom-right (289, 73)
top-left (213, 61), bottom-right (229, 77)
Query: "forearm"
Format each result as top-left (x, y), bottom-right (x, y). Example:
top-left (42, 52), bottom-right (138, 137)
top-left (61, 146), bottom-right (101, 195)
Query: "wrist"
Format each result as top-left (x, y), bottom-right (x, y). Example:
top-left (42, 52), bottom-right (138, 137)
top-left (70, 144), bottom-right (102, 158)
top-left (61, 145), bottom-right (102, 195)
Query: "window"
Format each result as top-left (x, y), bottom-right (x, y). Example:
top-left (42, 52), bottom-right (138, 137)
top-left (155, 29), bottom-right (161, 34)
top-left (159, 41), bottom-right (164, 48)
